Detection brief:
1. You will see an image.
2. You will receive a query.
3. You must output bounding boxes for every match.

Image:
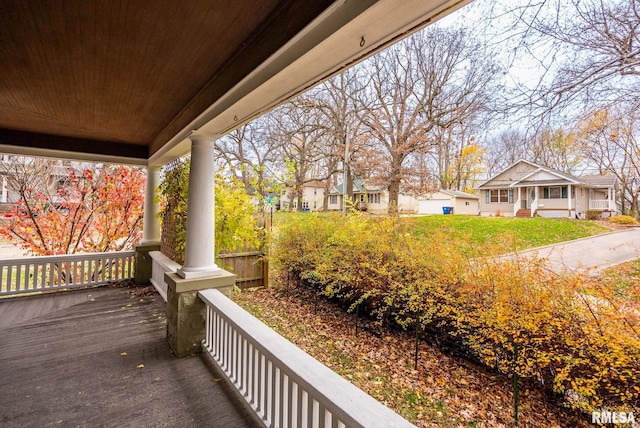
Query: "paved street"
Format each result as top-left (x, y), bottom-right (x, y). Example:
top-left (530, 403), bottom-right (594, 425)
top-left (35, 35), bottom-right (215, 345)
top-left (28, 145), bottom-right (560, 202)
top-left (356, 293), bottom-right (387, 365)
top-left (516, 228), bottom-right (640, 274)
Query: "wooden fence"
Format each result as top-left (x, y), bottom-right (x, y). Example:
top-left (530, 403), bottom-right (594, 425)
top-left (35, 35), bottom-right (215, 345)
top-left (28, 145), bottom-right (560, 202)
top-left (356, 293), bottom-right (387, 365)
top-left (217, 250), bottom-right (267, 290)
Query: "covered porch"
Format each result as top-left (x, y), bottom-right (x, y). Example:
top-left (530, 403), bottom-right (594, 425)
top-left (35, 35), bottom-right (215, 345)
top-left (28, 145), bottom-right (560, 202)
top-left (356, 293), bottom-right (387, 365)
top-left (0, 0), bottom-right (469, 425)
top-left (512, 183), bottom-right (617, 219)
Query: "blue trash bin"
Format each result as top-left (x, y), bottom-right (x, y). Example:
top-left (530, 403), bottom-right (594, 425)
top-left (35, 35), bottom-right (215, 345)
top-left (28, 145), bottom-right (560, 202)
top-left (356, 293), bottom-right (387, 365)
top-left (442, 206), bottom-right (453, 215)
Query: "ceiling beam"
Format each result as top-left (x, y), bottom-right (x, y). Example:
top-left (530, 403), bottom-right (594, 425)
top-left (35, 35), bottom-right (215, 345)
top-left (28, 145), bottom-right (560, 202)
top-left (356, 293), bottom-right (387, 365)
top-left (0, 129), bottom-right (148, 165)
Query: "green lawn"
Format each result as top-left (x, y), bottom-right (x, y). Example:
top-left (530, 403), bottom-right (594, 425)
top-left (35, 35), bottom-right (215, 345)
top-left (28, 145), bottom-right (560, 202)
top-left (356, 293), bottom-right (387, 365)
top-left (410, 215), bottom-right (610, 255)
top-left (600, 258), bottom-right (640, 303)
top-left (273, 212), bottom-right (610, 255)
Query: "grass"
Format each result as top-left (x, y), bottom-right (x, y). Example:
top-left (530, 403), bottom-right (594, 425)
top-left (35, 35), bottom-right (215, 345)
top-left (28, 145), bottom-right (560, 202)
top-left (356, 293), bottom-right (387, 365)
top-left (600, 259), bottom-right (640, 302)
top-left (273, 212), bottom-right (611, 256)
top-left (410, 215), bottom-right (609, 255)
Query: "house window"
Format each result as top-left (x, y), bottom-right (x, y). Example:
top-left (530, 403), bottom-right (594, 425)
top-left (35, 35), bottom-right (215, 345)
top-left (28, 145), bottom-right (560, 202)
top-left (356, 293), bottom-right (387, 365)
top-left (486, 189), bottom-right (513, 203)
top-left (465, 201), bottom-right (470, 206)
top-left (543, 186), bottom-right (568, 199)
top-left (302, 201), bottom-right (309, 211)
top-left (314, 189), bottom-right (317, 195)
top-left (360, 194), bottom-right (365, 202)
top-left (368, 193), bottom-right (380, 204)
top-left (329, 195), bottom-right (337, 204)
top-left (313, 201), bottom-right (317, 209)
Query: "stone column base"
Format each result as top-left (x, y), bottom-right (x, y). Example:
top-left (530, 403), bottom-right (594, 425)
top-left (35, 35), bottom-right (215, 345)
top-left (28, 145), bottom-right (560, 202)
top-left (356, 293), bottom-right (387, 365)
top-left (165, 270), bottom-right (235, 357)
top-left (133, 241), bottom-right (161, 285)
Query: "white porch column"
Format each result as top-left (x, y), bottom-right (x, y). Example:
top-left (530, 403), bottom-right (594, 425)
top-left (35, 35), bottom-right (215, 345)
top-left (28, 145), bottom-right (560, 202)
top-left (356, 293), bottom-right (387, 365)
top-left (1, 176), bottom-right (7, 203)
top-left (142, 165), bottom-right (161, 243)
top-left (567, 184), bottom-right (572, 217)
top-left (177, 133), bottom-right (221, 279)
top-left (609, 187), bottom-right (615, 211)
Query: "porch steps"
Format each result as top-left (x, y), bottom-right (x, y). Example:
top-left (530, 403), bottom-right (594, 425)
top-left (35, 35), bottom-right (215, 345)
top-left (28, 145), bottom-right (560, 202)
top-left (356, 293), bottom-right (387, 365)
top-left (516, 209), bottom-right (531, 218)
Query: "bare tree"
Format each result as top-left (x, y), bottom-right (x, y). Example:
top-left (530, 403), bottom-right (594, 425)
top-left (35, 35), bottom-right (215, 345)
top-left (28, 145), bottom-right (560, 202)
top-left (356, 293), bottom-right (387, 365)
top-left (296, 68), bottom-right (370, 209)
top-left (215, 117), bottom-right (283, 199)
top-left (483, 129), bottom-right (531, 176)
top-left (356, 26), bottom-right (500, 212)
top-left (269, 103), bottom-right (328, 210)
top-left (577, 105), bottom-right (640, 215)
top-left (494, 0), bottom-right (640, 114)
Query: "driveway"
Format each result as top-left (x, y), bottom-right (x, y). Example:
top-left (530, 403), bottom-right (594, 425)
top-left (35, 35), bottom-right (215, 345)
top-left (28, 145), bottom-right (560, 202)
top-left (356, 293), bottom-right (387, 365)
top-left (515, 228), bottom-right (640, 274)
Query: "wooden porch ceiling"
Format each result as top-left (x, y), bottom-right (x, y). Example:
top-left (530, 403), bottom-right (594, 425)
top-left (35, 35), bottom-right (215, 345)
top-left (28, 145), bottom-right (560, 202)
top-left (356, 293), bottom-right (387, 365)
top-left (0, 0), bottom-right (333, 163)
top-left (0, 0), bottom-right (470, 165)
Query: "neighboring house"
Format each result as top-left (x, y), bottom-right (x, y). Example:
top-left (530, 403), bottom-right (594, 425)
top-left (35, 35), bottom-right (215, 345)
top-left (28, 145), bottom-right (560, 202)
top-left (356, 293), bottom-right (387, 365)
top-left (417, 189), bottom-right (479, 215)
top-left (280, 180), bottom-right (326, 211)
top-left (0, 156), bottom-right (82, 215)
top-left (327, 179), bottom-right (417, 214)
top-left (475, 160), bottom-right (619, 218)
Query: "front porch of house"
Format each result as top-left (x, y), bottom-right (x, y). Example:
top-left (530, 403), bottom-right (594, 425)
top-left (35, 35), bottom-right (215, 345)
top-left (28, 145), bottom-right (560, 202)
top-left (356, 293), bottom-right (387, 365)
top-left (510, 185), bottom-right (617, 219)
top-left (0, 246), bottom-right (413, 427)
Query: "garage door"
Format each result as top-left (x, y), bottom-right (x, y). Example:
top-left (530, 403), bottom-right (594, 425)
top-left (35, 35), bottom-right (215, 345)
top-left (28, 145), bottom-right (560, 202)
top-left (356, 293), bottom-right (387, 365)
top-left (418, 199), bottom-right (450, 214)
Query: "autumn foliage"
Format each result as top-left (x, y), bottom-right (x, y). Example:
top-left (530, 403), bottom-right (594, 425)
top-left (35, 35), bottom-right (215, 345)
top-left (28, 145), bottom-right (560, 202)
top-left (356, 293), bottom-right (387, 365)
top-left (270, 213), bottom-right (640, 413)
top-left (2, 165), bottom-right (145, 255)
top-left (157, 157), bottom-right (260, 264)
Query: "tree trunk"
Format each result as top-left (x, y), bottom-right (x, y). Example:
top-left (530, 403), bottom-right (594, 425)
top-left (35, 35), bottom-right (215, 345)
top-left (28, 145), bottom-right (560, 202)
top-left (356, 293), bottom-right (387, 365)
top-left (346, 164), bottom-right (354, 202)
top-left (387, 157), bottom-right (403, 215)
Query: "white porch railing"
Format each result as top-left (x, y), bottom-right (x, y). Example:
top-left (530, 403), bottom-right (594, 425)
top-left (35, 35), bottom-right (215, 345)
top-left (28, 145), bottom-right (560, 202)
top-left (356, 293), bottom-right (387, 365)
top-left (199, 288), bottom-right (415, 428)
top-left (0, 251), bottom-right (135, 296)
top-left (589, 200), bottom-right (614, 210)
top-left (513, 199), bottom-right (521, 217)
top-left (530, 198), bottom-right (538, 217)
top-left (149, 251), bottom-right (180, 302)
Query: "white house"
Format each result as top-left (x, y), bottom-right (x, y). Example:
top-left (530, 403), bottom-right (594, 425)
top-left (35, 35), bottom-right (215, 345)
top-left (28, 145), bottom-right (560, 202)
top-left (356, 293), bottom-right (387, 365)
top-left (475, 160), bottom-right (619, 218)
top-left (280, 180), bottom-right (326, 211)
top-left (416, 189), bottom-right (479, 215)
top-left (327, 179), bottom-right (419, 214)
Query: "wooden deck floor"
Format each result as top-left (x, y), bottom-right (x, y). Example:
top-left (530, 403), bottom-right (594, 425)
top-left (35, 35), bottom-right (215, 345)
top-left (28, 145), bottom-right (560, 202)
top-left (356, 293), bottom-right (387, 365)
top-left (0, 286), bottom-right (261, 427)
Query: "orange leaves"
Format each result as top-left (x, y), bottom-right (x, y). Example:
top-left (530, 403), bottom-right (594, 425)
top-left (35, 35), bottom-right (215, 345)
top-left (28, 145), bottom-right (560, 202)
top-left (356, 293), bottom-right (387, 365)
top-left (272, 214), bottom-right (640, 414)
top-left (5, 164), bottom-right (145, 255)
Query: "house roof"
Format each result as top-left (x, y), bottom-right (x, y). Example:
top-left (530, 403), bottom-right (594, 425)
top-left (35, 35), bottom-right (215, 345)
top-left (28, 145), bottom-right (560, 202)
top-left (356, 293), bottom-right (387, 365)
top-left (332, 179), bottom-right (366, 195)
top-left (476, 159), bottom-right (616, 190)
top-left (304, 180), bottom-right (327, 188)
top-left (580, 175), bottom-right (618, 187)
top-left (439, 189), bottom-right (479, 199)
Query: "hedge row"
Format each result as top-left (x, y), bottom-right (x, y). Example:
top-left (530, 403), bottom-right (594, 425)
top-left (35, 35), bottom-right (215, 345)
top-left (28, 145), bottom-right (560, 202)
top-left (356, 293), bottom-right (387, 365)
top-left (270, 213), bottom-right (640, 413)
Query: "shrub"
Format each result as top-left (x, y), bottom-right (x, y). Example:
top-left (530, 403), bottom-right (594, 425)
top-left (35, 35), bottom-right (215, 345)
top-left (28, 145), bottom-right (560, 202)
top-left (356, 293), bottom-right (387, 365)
top-left (158, 157), bottom-right (260, 264)
top-left (271, 214), bottom-right (640, 413)
top-left (586, 210), bottom-right (602, 220)
top-left (609, 215), bottom-right (638, 225)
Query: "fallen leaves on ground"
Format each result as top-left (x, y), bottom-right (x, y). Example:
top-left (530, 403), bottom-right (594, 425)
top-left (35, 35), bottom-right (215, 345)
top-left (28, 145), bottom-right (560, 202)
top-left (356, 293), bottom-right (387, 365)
top-left (233, 285), bottom-right (590, 428)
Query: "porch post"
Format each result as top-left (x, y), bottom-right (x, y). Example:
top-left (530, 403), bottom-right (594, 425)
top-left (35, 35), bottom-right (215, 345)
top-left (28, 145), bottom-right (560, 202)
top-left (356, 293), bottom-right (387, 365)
top-left (609, 186), bottom-right (615, 212)
top-left (517, 187), bottom-right (521, 204)
top-left (177, 133), bottom-right (221, 279)
top-left (567, 184), bottom-right (572, 218)
top-left (1, 176), bottom-right (7, 203)
top-left (133, 165), bottom-right (162, 284)
top-left (533, 186), bottom-right (539, 217)
top-left (142, 165), bottom-right (161, 243)
top-left (166, 132), bottom-right (235, 358)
